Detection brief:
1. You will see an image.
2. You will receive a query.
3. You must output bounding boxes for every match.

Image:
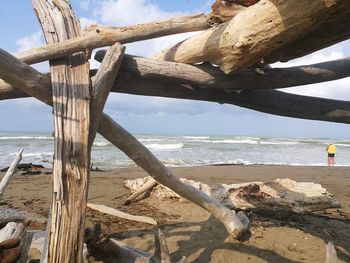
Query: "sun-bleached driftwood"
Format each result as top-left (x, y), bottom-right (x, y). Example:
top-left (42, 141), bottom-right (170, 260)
top-left (15, 13), bottom-right (209, 65)
top-left (0, 208), bottom-right (47, 226)
top-left (2, 51), bottom-right (350, 124)
top-left (0, 49), bottom-right (249, 239)
top-left (84, 224), bottom-right (184, 263)
top-left (0, 149), bottom-right (23, 198)
top-left (155, 0), bottom-right (350, 73)
top-left (89, 43), bottom-right (125, 149)
top-left (125, 177), bottom-right (340, 213)
top-left (87, 203), bottom-right (157, 225)
top-left (123, 177), bottom-right (157, 205)
top-left (32, 1), bottom-right (91, 262)
top-left (326, 241), bottom-right (338, 263)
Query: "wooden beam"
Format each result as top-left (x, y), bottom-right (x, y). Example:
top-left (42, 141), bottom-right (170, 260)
top-left (154, 0), bottom-right (350, 73)
top-left (32, 1), bottom-right (91, 262)
top-left (16, 13), bottom-right (209, 65)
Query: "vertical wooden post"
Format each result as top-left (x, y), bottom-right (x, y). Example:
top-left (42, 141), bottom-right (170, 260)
top-left (32, 0), bottom-right (91, 262)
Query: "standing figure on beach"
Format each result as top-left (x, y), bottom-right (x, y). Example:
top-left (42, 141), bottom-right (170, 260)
top-left (326, 143), bottom-right (336, 166)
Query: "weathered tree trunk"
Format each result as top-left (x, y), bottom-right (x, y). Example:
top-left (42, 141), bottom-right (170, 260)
top-left (0, 149), bottom-right (23, 198)
top-left (1, 52), bottom-right (350, 124)
top-left (155, 0), bottom-right (350, 73)
top-left (16, 13), bottom-right (209, 65)
top-left (32, 1), bottom-right (91, 262)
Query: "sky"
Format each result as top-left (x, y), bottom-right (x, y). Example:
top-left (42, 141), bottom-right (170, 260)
top-left (1, 0), bottom-right (350, 138)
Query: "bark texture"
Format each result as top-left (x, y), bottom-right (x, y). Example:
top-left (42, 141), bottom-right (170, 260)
top-left (32, 0), bottom-right (91, 262)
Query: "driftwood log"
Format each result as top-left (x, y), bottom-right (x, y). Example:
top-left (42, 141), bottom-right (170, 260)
top-left (0, 149), bottom-right (23, 198)
top-left (155, 0), bottom-right (350, 73)
top-left (125, 177), bottom-right (340, 213)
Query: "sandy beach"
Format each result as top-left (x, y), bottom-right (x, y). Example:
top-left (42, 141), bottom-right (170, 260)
top-left (1, 164), bottom-right (350, 262)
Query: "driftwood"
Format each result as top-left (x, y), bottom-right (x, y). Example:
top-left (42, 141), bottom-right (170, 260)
top-left (84, 224), bottom-right (184, 263)
top-left (123, 177), bottom-right (157, 205)
top-left (87, 203), bottom-right (158, 225)
top-left (155, 0), bottom-right (350, 73)
top-left (15, 13), bottom-right (209, 65)
top-left (2, 54), bottom-right (350, 124)
top-left (0, 149), bottom-right (23, 198)
top-left (0, 48), bottom-right (250, 239)
top-left (125, 177), bottom-right (340, 213)
top-left (95, 52), bottom-right (350, 91)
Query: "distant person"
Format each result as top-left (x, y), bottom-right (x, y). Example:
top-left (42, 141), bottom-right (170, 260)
top-left (326, 143), bottom-right (336, 166)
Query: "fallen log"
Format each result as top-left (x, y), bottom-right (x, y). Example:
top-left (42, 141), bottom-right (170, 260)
top-left (155, 0), bottom-right (350, 73)
top-left (125, 177), bottom-right (341, 213)
top-left (0, 149), bottom-right (23, 198)
top-left (87, 203), bottom-right (158, 225)
top-left (0, 208), bottom-right (47, 227)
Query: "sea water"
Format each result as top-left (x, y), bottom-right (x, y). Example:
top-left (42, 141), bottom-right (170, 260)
top-left (0, 131), bottom-right (349, 169)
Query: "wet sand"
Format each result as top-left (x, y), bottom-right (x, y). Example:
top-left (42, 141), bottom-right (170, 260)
top-left (1, 165), bottom-right (350, 262)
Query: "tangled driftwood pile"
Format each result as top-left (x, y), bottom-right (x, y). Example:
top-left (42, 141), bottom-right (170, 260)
top-left (0, 0), bottom-right (349, 261)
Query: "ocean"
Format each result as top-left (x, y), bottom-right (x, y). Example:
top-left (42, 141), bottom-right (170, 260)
top-left (0, 131), bottom-right (349, 169)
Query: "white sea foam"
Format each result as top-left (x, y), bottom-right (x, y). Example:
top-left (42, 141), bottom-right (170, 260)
top-left (260, 141), bottom-right (299, 145)
top-left (183, 136), bottom-right (210, 139)
top-left (146, 143), bottom-right (183, 150)
top-left (0, 136), bottom-right (52, 140)
top-left (138, 138), bottom-right (164, 142)
top-left (196, 139), bottom-right (258, 144)
top-left (93, 141), bottom-right (110, 147)
top-left (22, 152), bottom-right (52, 158)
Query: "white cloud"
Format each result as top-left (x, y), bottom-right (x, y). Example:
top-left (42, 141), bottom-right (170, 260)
top-left (15, 30), bottom-right (44, 52)
top-left (274, 41), bottom-right (350, 100)
top-left (93, 0), bottom-right (183, 26)
top-left (79, 17), bottom-right (97, 29)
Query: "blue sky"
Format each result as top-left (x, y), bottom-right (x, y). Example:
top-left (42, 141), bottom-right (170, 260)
top-left (1, 0), bottom-right (350, 138)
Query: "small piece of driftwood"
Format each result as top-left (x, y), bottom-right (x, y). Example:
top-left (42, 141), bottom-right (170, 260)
top-left (0, 222), bottom-right (24, 242)
top-left (87, 203), bottom-right (157, 225)
top-left (0, 149), bottom-right (23, 198)
top-left (125, 177), bottom-right (340, 213)
top-left (123, 177), bottom-right (157, 205)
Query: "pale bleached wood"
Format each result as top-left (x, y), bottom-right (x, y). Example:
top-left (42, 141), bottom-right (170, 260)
top-left (150, 227), bottom-right (172, 263)
top-left (1, 50), bottom-right (350, 124)
top-left (0, 222), bottom-right (24, 242)
top-left (32, 1), bottom-right (91, 262)
top-left (18, 231), bottom-right (34, 263)
top-left (0, 35), bottom-right (248, 239)
top-left (155, 0), bottom-right (350, 73)
top-left (87, 203), bottom-right (158, 225)
top-left (15, 13), bottom-right (209, 65)
top-left (89, 43), bottom-right (125, 149)
top-left (0, 149), bottom-right (23, 198)
top-left (123, 178), bottom-right (157, 205)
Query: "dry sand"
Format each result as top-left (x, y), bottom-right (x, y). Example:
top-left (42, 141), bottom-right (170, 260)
top-left (1, 165), bottom-right (350, 262)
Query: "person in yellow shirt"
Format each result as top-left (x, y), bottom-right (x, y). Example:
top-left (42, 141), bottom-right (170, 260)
top-left (326, 143), bottom-right (336, 166)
